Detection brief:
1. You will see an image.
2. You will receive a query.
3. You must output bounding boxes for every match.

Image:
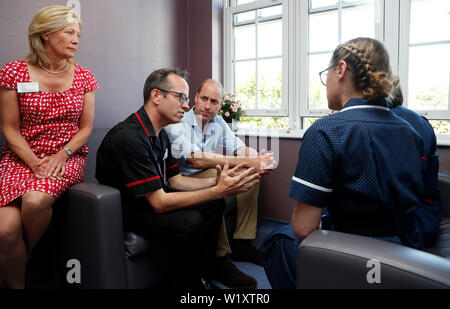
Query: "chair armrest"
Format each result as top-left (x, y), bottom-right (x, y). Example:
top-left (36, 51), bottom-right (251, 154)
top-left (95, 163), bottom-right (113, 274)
top-left (296, 230), bottom-right (450, 289)
top-left (54, 183), bottom-right (128, 288)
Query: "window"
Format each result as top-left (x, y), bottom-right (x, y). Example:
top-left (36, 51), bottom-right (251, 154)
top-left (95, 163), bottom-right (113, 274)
top-left (399, 0), bottom-right (450, 124)
top-left (224, 0), bottom-right (450, 143)
top-left (230, 0), bottom-right (258, 5)
top-left (225, 1), bottom-right (286, 118)
top-left (305, 0), bottom-right (378, 121)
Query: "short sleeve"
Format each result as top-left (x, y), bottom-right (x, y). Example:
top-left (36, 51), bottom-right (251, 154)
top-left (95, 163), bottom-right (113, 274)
top-left (167, 156), bottom-right (180, 178)
top-left (0, 62), bottom-right (18, 90)
top-left (81, 67), bottom-right (99, 93)
top-left (161, 130), bottom-right (180, 179)
top-left (113, 131), bottom-right (163, 197)
top-left (288, 121), bottom-right (339, 208)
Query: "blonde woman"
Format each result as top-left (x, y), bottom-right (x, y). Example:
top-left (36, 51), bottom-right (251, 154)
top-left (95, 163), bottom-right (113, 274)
top-left (0, 5), bottom-right (98, 288)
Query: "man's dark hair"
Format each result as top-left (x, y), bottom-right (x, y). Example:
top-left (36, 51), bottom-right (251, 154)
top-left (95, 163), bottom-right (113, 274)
top-left (143, 68), bottom-right (189, 104)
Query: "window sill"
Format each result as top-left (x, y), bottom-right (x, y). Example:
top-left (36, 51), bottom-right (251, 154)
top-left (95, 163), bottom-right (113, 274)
top-left (235, 128), bottom-right (450, 147)
top-left (437, 135), bottom-right (450, 147)
top-left (235, 128), bottom-right (304, 139)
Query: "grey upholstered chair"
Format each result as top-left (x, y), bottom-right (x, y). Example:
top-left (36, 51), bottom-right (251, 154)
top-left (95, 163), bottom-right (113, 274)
top-left (296, 174), bottom-right (450, 289)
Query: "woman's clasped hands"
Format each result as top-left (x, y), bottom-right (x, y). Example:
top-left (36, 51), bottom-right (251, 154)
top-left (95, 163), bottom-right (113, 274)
top-left (31, 150), bottom-right (68, 181)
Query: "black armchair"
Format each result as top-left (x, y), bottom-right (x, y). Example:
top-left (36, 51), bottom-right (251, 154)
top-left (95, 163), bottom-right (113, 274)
top-left (26, 128), bottom-right (240, 288)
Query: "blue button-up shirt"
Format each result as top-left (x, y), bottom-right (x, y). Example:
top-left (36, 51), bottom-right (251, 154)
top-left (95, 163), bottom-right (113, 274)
top-left (165, 107), bottom-right (245, 175)
top-left (391, 105), bottom-right (441, 246)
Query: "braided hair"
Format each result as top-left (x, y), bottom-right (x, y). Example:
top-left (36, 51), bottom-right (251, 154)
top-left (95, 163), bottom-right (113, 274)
top-left (331, 37), bottom-right (399, 100)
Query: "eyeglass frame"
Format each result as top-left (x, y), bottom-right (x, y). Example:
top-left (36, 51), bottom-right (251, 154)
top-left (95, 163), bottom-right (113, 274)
top-left (156, 87), bottom-right (190, 105)
top-left (318, 64), bottom-right (337, 86)
top-left (319, 62), bottom-right (352, 86)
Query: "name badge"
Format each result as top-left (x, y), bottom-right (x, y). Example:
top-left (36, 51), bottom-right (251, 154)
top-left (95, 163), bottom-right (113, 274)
top-left (163, 149), bottom-right (168, 160)
top-left (17, 82), bottom-right (39, 93)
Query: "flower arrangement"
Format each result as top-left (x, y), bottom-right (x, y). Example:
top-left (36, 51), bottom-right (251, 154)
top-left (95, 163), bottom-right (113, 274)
top-left (220, 91), bottom-right (245, 123)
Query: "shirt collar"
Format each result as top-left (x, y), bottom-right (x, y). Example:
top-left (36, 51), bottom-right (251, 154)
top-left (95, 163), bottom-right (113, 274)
top-left (135, 106), bottom-right (166, 152)
top-left (184, 107), bottom-right (197, 127)
top-left (135, 106), bottom-right (157, 138)
top-left (343, 97), bottom-right (389, 110)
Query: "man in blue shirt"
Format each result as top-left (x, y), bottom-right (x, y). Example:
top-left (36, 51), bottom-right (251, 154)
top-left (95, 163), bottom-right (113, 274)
top-left (165, 79), bottom-right (277, 288)
top-left (96, 69), bottom-right (260, 288)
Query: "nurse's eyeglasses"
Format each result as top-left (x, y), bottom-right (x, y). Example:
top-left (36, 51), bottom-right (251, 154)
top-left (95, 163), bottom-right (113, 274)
top-left (319, 64), bottom-right (337, 86)
top-left (319, 63), bottom-right (351, 86)
top-left (157, 88), bottom-right (190, 105)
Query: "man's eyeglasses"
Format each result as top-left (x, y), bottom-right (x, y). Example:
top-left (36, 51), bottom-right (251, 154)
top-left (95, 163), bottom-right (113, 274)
top-left (156, 88), bottom-right (190, 105)
top-left (318, 64), bottom-right (337, 86)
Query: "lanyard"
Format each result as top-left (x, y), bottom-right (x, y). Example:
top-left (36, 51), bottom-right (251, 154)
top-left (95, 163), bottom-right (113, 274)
top-left (149, 137), bottom-right (167, 188)
top-left (134, 111), bottom-right (168, 188)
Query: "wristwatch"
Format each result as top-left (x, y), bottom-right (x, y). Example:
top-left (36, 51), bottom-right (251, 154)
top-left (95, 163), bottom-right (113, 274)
top-left (63, 147), bottom-right (72, 156)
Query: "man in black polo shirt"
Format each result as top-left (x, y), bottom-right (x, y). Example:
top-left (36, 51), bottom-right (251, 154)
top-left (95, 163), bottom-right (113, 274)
top-left (95, 68), bottom-right (259, 288)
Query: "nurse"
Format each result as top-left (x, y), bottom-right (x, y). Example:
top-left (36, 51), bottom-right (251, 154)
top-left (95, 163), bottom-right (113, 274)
top-left (289, 37), bottom-right (426, 249)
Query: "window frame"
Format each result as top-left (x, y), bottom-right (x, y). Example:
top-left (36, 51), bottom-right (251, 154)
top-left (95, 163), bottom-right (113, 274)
top-left (300, 0), bottom-right (384, 124)
top-left (224, 0), bottom-right (290, 118)
top-left (223, 0), bottom-right (450, 145)
top-left (398, 0), bottom-right (450, 120)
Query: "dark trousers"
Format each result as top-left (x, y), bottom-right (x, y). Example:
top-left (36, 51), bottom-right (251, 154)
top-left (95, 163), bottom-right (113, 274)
top-left (129, 199), bottom-right (225, 288)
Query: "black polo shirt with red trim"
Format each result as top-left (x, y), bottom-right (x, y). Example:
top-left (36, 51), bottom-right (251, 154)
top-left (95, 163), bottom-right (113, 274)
top-left (95, 106), bottom-right (180, 213)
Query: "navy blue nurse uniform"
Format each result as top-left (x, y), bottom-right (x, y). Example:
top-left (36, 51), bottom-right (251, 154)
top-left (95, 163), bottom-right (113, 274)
top-left (288, 98), bottom-right (426, 250)
top-left (392, 105), bottom-right (441, 246)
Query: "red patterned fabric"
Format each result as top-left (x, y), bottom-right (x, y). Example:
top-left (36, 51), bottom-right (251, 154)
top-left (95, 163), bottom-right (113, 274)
top-left (0, 60), bottom-right (98, 207)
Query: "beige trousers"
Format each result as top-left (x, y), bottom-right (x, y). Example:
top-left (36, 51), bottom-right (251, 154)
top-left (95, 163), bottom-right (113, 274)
top-left (190, 168), bottom-right (259, 257)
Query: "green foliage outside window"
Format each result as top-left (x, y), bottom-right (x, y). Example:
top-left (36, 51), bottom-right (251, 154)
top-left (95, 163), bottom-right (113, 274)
top-left (411, 86), bottom-right (449, 135)
top-left (234, 73), bottom-right (449, 135)
top-left (236, 72), bottom-right (286, 128)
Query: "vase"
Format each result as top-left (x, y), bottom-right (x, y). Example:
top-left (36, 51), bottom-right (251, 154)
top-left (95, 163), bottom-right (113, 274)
top-left (225, 119), bottom-right (237, 131)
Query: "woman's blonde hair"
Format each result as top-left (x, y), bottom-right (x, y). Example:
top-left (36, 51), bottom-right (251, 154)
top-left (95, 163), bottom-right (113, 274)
top-left (25, 5), bottom-right (81, 68)
top-left (331, 37), bottom-right (399, 100)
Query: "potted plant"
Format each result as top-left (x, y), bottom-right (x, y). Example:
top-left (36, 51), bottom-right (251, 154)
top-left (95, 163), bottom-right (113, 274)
top-left (220, 92), bottom-right (245, 129)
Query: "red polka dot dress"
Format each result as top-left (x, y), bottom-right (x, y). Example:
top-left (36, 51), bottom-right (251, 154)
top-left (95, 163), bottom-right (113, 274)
top-left (0, 60), bottom-right (98, 207)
